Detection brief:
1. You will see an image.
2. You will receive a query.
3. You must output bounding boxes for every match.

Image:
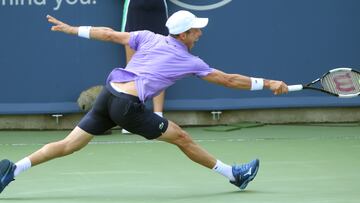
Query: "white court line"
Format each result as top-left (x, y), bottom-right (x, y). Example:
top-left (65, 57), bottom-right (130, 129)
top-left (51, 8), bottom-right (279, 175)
top-left (0, 138), bottom-right (306, 147)
top-left (2, 135), bottom-right (358, 147)
top-left (0, 138), bottom-right (246, 147)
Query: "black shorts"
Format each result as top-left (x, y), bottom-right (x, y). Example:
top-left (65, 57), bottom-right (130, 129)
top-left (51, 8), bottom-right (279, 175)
top-left (78, 83), bottom-right (168, 140)
top-left (122, 0), bottom-right (168, 35)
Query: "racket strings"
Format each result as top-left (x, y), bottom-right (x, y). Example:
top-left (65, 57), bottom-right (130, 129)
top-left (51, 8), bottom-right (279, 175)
top-left (321, 70), bottom-right (360, 95)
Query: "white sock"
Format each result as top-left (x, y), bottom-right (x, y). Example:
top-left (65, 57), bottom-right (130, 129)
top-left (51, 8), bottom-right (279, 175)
top-left (154, 112), bottom-right (163, 117)
top-left (212, 160), bottom-right (235, 181)
top-left (14, 157), bottom-right (32, 177)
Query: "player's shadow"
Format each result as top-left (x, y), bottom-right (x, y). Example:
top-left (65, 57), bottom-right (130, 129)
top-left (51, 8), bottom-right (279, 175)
top-left (172, 190), bottom-right (266, 200)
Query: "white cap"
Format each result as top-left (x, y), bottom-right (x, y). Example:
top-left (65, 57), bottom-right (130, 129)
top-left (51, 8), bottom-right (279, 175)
top-left (166, 10), bottom-right (209, 35)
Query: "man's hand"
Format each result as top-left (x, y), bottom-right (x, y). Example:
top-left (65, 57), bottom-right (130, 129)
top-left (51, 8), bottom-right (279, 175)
top-left (47, 15), bottom-right (76, 35)
top-left (266, 80), bottom-right (288, 95)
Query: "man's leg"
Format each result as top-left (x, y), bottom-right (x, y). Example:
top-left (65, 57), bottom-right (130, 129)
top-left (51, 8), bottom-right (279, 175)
top-left (0, 126), bottom-right (93, 193)
top-left (157, 121), bottom-right (259, 189)
top-left (28, 126), bottom-right (93, 166)
top-left (157, 121), bottom-right (217, 169)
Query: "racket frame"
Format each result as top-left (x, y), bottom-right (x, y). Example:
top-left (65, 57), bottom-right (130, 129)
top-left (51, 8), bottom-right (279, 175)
top-left (287, 67), bottom-right (360, 98)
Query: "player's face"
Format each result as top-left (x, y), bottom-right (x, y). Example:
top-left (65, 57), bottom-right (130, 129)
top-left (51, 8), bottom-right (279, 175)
top-left (183, 28), bottom-right (202, 50)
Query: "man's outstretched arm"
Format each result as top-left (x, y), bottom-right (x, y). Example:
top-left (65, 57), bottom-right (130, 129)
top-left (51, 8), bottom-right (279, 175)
top-left (47, 15), bottom-right (130, 45)
top-left (202, 69), bottom-right (288, 95)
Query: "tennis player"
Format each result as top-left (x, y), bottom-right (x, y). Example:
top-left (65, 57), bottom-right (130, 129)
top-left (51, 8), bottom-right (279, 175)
top-left (0, 10), bottom-right (288, 194)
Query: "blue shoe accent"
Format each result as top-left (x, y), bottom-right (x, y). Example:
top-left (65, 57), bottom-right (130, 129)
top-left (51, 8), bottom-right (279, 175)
top-left (0, 159), bottom-right (16, 193)
top-left (230, 159), bottom-right (259, 190)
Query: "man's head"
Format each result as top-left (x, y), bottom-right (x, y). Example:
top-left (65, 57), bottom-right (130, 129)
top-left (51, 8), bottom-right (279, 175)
top-left (166, 10), bottom-right (208, 49)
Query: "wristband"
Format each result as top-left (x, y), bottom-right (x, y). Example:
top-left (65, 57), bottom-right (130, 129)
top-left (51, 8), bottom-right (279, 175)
top-left (78, 26), bottom-right (92, 39)
top-left (250, 77), bottom-right (264, 90)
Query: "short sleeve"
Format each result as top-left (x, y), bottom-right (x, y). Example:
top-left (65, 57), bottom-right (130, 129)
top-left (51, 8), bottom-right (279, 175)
top-left (194, 58), bottom-right (215, 77)
top-left (128, 30), bottom-right (156, 51)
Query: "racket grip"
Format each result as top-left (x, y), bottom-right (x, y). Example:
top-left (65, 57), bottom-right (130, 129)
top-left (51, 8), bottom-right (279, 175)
top-left (287, 85), bottom-right (303, 92)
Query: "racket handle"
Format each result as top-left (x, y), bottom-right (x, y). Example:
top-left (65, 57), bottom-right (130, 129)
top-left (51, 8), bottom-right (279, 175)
top-left (287, 85), bottom-right (303, 92)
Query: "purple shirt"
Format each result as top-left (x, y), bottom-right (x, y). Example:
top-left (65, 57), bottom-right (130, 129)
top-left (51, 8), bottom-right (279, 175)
top-left (107, 30), bottom-right (214, 102)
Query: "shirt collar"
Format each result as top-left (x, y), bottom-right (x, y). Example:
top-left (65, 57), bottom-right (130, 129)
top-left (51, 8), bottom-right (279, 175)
top-left (165, 35), bottom-right (188, 51)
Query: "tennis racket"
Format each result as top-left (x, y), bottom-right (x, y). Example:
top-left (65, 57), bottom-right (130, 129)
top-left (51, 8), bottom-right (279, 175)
top-left (287, 67), bottom-right (360, 98)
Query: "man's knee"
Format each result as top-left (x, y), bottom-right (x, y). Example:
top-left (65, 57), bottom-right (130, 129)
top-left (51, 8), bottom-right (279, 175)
top-left (171, 129), bottom-right (194, 148)
top-left (158, 121), bottom-right (195, 148)
top-left (58, 127), bottom-right (92, 156)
